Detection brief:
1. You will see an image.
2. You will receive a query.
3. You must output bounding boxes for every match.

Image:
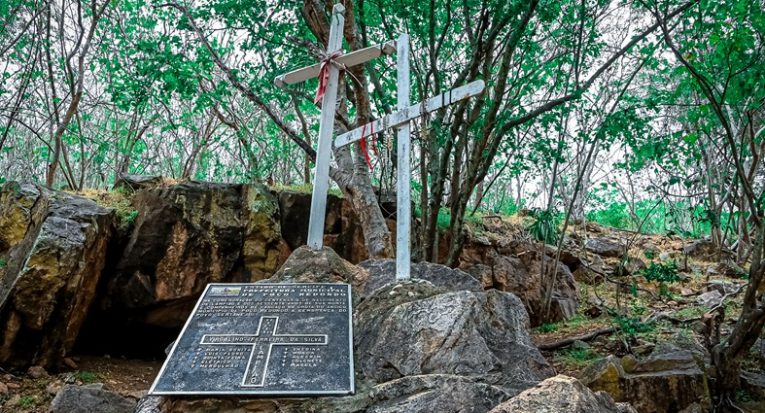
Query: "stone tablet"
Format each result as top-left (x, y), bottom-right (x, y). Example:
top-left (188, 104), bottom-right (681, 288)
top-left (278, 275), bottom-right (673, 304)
top-left (149, 283), bottom-right (353, 395)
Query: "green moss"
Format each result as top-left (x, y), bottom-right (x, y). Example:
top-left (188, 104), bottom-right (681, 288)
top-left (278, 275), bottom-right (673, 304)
top-left (273, 184), bottom-right (343, 197)
top-left (78, 188), bottom-right (138, 231)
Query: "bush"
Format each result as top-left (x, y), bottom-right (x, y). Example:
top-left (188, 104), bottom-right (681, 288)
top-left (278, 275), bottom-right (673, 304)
top-left (641, 262), bottom-right (681, 283)
top-left (528, 208), bottom-right (559, 244)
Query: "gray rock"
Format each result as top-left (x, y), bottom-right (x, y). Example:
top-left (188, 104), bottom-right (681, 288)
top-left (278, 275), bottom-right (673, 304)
top-left (355, 283), bottom-right (553, 394)
top-left (51, 385), bottom-right (136, 413)
top-left (358, 259), bottom-right (482, 299)
top-left (268, 245), bottom-right (366, 285)
top-left (134, 395), bottom-right (163, 413)
top-left (696, 290), bottom-right (723, 307)
top-left (585, 238), bottom-right (626, 258)
top-left (161, 374), bottom-right (510, 413)
top-left (489, 375), bottom-right (637, 413)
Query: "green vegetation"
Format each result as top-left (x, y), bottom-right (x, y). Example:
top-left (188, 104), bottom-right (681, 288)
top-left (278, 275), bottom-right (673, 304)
top-left (75, 370), bottom-right (99, 384)
top-left (614, 316), bottom-right (654, 338)
top-left (18, 395), bottom-right (38, 407)
top-left (0, 257), bottom-right (6, 268)
top-left (638, 262), bottom-right (681, 299)
top-left (528, 209), bottom-right (559, 245)
top-left (537, 323), bottom-right (559, 333)
top-left (556, 347), bottom-right (602, 369)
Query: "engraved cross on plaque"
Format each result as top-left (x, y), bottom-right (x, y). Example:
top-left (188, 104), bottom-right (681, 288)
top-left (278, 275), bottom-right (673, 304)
top-left (274, 4), bottom-right (394, 251)
top-left (200, 316), bottom-right (328, 387)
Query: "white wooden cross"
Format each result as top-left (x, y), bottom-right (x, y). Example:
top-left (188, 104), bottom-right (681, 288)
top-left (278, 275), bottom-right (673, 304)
top-left (335, 34), bottom-right (485, 280)
top-left (273, 4), bottom-right (394, 251)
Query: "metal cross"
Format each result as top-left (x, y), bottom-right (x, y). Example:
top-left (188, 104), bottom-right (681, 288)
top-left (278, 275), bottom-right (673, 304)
top-left (273, 4), bottom-right (394, 250)
top-left (335, 34), bottom-right (485, 280)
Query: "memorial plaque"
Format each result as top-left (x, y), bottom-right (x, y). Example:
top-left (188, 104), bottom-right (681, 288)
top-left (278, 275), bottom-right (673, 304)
top-left (149, 283), bottom-right (354, 395)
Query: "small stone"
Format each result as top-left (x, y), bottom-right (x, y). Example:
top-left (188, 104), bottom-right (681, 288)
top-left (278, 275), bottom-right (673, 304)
top-left (659, 252), bottom-right (671, 261)
top-left (47, 381), bottom-right (63, 395)
top-left (6, 382), bottom-right (20, 390)
top-left (51, 385), bottom-right (136, 413)
top-left (696, 290), bottom-right (723, 307)
top-left (680, 287), bottom-right (694, 296)
top-left (28, 365), bottom-right (48, 379)
top-left (572, 340), bottom-right (591, 351)
top-left (63, 357), bottom-right (78, 369)
top-left (0, 382), bottom-right (8, 394)
top-left (621, 355), bottom-right (638, 373)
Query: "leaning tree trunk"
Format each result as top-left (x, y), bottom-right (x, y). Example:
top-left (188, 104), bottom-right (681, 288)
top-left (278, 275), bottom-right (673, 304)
top-left (711, 223), bottom-right (765, 405)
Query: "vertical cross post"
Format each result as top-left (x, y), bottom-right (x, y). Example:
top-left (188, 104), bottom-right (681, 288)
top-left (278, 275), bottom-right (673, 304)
top-left (307, 4), bottom-right (345, 250)
top-left (395, 34), bottom-right (411, 281)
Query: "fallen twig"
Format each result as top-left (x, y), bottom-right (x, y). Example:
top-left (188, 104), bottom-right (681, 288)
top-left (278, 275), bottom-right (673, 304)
top-left (537, 326), bottom-right (618, 351)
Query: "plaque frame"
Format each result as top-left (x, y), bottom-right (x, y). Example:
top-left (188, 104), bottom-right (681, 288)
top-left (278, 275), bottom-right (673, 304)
top-left (149, 283), bottom-right (355, 396)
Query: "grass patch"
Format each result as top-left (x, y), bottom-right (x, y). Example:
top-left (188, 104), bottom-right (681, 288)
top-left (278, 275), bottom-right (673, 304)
top-left (18, 395), bottom-right (39, 407)
top-left (74, 370), bottom-right (99, 384)
top-left (537, 323), bottom-right (559, 333)
top-left (555, 347), bottom-right (601, 369)
top-left (0, 257), bottom-right (6, 268)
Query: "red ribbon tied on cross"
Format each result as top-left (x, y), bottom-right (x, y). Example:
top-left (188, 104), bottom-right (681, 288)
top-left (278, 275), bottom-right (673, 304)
top-left (314, 51), bottom-right (343, 104)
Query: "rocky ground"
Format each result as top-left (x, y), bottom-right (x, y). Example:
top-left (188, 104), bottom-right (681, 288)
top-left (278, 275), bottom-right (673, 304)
top-left (0, 178), bottom-right (763, 412)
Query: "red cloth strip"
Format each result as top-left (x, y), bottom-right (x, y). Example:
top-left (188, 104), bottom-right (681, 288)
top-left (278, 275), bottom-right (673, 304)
top-left (314, 51), bottom-right (343, 104)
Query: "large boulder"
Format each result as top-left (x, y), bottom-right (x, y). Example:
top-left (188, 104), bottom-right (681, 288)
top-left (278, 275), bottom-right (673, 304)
top-left (158, 375), bottom-right (509, 413)
top-left (355, 282), bottom-right (554, 393)
top-left (276, 190), bottom-right (396, 264)
top-left (488, 375), bottom-right (637, 413)
top-left (0, 183), bottom-right (114, 369)
top-left (582, 345), bottom-right (711, 413)
top-left (153, 248), bottom-right (553, 413)
top-left (359, 259), bottom-right (482, 298)
top-left (103, 182), bottom-right (284, 328)
top-left (585, 237), bottom-right (626, 258)
top-left (462, 251), bottom-right (577, 326)
top-left (268, 245), bottom-right (366, 286)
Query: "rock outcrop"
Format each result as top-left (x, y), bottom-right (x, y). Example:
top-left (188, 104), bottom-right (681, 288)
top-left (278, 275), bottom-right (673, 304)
top-left (582, 344), bottom-right (711, 413)
top-left (151, 247), bottom-right (554, 413)
top-left (585, 237), bottom-right (626, 258)
top-left (461, 247), bottom-right (578, 326)
top-left (103, 182), bottom-right (285, 328)
top-left (488, 375), bottom-right (637, 413)
top-left (0, 183), bottom-right (114, 369)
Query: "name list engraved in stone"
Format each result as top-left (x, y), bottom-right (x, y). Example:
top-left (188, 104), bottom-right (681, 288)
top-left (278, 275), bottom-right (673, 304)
top-left (149, 283), bottom-right (353, 396)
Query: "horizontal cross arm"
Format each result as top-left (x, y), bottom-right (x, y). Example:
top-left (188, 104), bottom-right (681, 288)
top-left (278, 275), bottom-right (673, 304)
top-left (334, 79), bottom-right (485, 147)
top-left (274, 42), bottom-right (396, 87)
